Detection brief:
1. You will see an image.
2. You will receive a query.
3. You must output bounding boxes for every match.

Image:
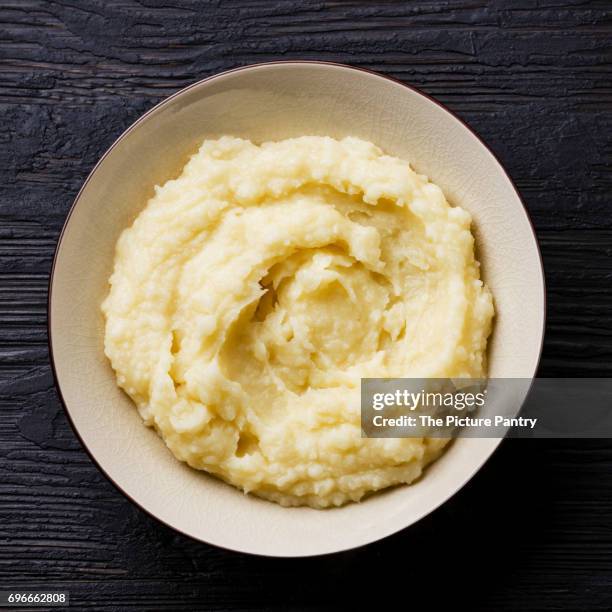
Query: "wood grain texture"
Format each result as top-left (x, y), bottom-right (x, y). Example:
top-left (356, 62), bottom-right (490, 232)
top-left (0, 1), bottom-right (611, 609)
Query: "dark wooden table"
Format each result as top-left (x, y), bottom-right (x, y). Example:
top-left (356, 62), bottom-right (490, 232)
top-left (1, 2), bottom-right (611, 610)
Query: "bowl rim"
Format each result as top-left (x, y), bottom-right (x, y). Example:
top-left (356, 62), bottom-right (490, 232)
top-left (47, 60), bottom-right (546, 557)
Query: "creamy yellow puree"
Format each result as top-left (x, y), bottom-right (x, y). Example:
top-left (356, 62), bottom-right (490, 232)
top-left (102, 136), bottom-right (494, 508)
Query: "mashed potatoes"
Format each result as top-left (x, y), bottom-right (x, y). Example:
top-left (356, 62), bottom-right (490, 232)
top-left (102, 136), bottom-right (494, 508)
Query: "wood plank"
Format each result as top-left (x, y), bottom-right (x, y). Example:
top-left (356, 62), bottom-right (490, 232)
top-left (0, 1), bottom-right (610, 609)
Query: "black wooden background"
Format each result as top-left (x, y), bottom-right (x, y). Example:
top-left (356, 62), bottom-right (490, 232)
top-left (1, 1), bottom-right (611, 610)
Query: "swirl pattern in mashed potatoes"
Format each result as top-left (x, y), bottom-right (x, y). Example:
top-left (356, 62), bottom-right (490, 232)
top-left (102, 136), bottom-right (494, 508)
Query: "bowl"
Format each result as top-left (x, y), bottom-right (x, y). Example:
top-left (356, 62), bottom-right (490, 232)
top-left (49, 61), bottom-right (545, 557)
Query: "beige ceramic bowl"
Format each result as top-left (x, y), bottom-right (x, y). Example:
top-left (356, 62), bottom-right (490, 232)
top-left (49, 62), bottom-right (545, 557)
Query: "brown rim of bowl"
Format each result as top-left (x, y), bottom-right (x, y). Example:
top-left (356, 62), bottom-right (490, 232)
top-left (47, 60), bottom-right (546, 557)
